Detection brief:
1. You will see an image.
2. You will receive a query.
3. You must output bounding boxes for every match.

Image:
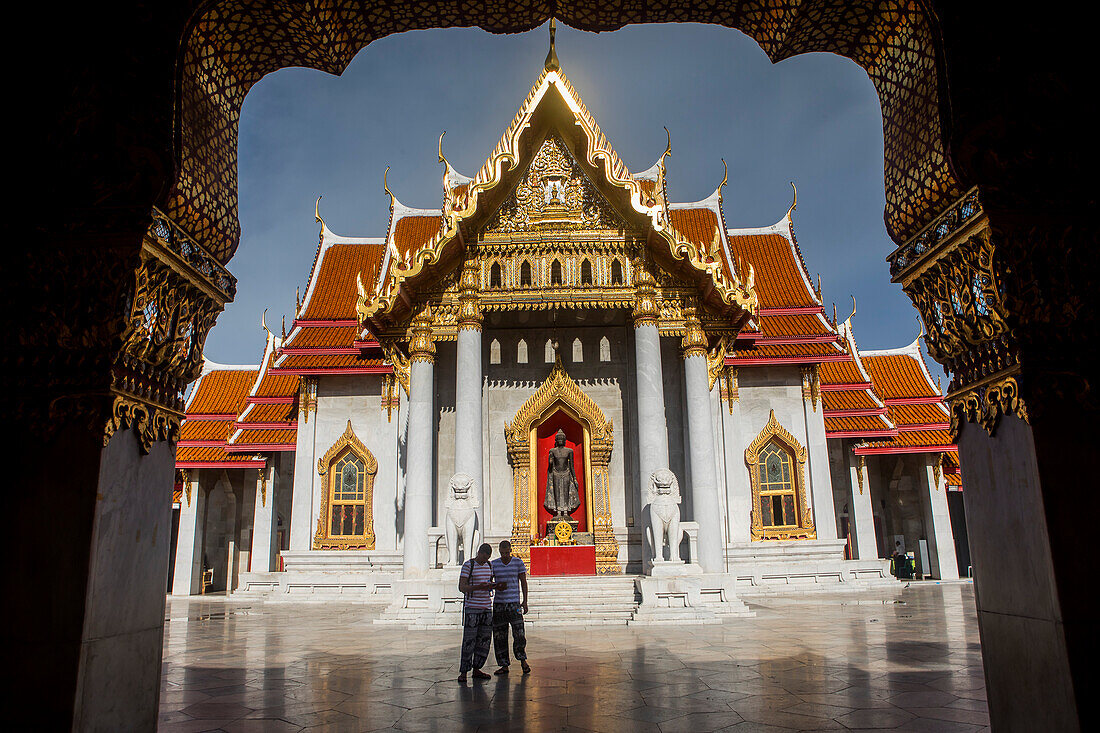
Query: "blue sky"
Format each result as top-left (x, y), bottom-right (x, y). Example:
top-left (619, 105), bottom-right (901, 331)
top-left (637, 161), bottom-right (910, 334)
top-left (211, 21), bottom-right (930, 373)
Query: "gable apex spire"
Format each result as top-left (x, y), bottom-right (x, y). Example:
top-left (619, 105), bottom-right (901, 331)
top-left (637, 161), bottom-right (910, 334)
top-left (545, 19), bottom-right (560, 71)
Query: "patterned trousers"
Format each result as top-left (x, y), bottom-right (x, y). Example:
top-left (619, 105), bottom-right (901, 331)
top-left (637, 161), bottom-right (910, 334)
top-left (459, 609), bottom-right (493, 673)
top-left (492, 602), bottom-right (528, 667)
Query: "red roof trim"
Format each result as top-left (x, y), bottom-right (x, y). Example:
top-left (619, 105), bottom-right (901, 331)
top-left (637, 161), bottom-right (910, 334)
top-left (827, 429), bottom-right (899, 439)
top-left (854, 445), bottom-right (959, 455)
top-left (823, 407), bottom-right (889, 417)
top-left (754, 335), bottom-right (841, 345)
top-left (293, 319), bottom-right (358, 327)
top-left (353, 340), bottom-right (385, 350)
top-left (727, 354), bottom-right (852, 366)
top-left (820, 382), bottom-right (873, 392)
top-left (279, 347), bottom-right (360, 356)
top-left (176, 460), bottom-right (267, 469)
top-left (897, 422), bottom-right (951, 432)
top-left (225, 443), bottom-right (298, 452)
top-left (235, 421), bottom-right (297, 430)
top-left (886, 396), bottom-right (946, 405)
top-left (270, 366), bottom-right (393, 376)
top-left (757, 306), bottom-right (826, 316)
top-left (183, 413), bottom-right (237, 421)
top-left (178, 440), bottom-right (230, 448)
top-left (248, 396), bottom-right (295, 405)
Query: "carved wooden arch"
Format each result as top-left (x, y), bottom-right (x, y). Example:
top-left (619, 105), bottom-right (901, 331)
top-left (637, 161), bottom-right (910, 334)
top-left (504, 356), bottom-right (620, 574)
top-left (314, 420), bottom-right (378, 550)
top-left (169, 1), bottom-right (958, 263)
top-left (745, 410), bottom-right (817, 541)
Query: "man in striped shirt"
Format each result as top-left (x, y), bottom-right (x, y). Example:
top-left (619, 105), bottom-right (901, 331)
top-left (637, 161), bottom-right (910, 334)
top-left (457, 543), bottom-right (500, 682)
top-left (491, 540), bottom-right (530, 675)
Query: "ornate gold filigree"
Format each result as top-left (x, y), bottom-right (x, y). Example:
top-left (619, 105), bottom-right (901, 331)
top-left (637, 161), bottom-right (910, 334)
top-left (299, 377), bottom-right (317, 423)
top-left (456, 259), bottom-right (483, 330)
top-left (681, 305), bottom-right (707, 358)
top-left (314, 420), bottom-right (378, 551)
top-left (932, 454), bottom-right (942, 491)
top-left (408, 307), bottom-right (436, 363)
top-left (800, 365), bottom-right (820, 412)
top-left (504, 356), bottom-right (619, 574)
top-left (856, 454), bottom-right (866, 495)
top-left (181, 469), bottom-right (192, 507)
top-left (745, 410), bottom-right (816, 541)
top-left (632, 259), bottom-right (659, 327)
top-left (103, 394), bottom-right (181, 454)
top-left (948, 372), bottom-right (1029, 439)
top-left (258, 467), bottom-right (268, 507)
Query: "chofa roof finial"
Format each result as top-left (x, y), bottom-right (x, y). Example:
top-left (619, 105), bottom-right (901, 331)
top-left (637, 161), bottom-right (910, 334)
top-left (545, 18), bottom-right (560, 71)
top-left (787, 181), bottom-right (798, 220)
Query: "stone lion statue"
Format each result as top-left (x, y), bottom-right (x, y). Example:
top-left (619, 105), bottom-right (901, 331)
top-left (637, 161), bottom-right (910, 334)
top-left (645, 468), bottom-right (683, 563)
top-left (444, 472), bottom-right (479, 566)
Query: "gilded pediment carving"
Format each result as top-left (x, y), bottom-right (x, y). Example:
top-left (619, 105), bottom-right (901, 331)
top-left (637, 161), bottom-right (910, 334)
top-left (485, 133), bottom-right (624, 234)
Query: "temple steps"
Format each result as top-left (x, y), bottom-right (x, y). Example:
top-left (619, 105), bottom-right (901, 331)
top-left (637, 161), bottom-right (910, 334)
top-left (522, 575), bottom-right (640, 625)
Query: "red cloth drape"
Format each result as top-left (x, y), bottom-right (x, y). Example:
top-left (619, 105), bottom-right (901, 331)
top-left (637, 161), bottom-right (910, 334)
top-left (535, 409), bottom-right (587, 534)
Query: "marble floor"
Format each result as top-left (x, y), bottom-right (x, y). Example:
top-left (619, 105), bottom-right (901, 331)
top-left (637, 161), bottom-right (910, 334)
top-left (160, 582), bottom-right (988, 732)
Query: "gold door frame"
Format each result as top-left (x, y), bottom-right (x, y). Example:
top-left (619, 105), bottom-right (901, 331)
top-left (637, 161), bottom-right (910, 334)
top-left (504, 356), bottom-right (620, 574)
top-left (744, 410), bottom-right (817, 541)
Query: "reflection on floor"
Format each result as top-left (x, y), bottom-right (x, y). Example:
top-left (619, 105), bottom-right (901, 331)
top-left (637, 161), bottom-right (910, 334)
top-left (160, 583), bottom-right (988, 732)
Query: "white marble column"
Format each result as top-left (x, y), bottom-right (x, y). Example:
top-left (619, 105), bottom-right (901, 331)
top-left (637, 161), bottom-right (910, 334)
top-left (288, 378), bottom-right (317, 551)
top-left (403, 309), bottom-right (436, 577)
top-left (454, 272), bottom-right (484, 529)
top-left (633, 325), bottom-right (669, 483)
top-left (921, 455), bottom-right (960, 579)
top-left (250, 463), bottom-right (277, 572)
top-left (802, 372), bottom-right (838, 539)
top-left (171, 472), bottom-right (206, 595)
top-left (847, 451), bottom-right (879, 560)
top-left (682, 314), bottom-right (724, 573)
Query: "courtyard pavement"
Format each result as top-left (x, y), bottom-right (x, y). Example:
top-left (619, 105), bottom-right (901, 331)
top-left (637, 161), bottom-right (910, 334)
top-left (160, 582), bottom-right (988, 732)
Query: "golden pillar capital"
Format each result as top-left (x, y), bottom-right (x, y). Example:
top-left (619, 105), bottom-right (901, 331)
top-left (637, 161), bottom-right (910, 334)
top-left (408, 307), bottom-right (436, 363)
top-left (681, 305), bottom-right (707, 358)
top-left (457, 259), bottom-right (483, 331)
top-left (632, 258), bottom-right (659, 327)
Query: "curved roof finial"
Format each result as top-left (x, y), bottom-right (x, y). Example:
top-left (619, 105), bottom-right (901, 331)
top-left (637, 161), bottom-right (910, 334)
top-left (787, 181), bottom-right (798, 219)
top-left (545, 18), bottom-right (560, 71)
top-left (315, 195), bottom-right (325, 230)
top-left (718, 158), bottom-right (728, 197)
top-left (438, 131), bottom-right (449, 167)
top-left (846, 295), bottom-right (857, 324)
top-left (261, 308), bottom-right (272, 338)
top-left (383, 165), bottom-right (394, 206)
top-left (658, 126), bottom-right (672, 172)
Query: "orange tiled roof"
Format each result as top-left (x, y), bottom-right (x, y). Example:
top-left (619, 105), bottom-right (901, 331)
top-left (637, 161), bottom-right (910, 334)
top-left (758, 313), bottom-right (834, 338)
top-left (392, 215), bottom-right (441, 260)
top-left (298, 242), bottom-right (386, 321)
top-left (275, 353), bottom-right (388, 371)
top-left (729, 342), bottom-right (843, 360)
top-left (820, 358), bottom-right (867, 385)
top-left (185, 369), bottom-right (258, 414)
top-left (888, 402), bottom-right (950, 425)
top-left (177, 445), bottom-right (264, 465)
top-left (229, 428), bottom-right (297, 447)
top-left (283, 325), bottom-right (358, 350)
top-left (727, 232), bottom-right (818, 309)
top-left (821, 389), bottom-right (882, 411)
top-left (180, 420), bottom-right (233, 442)
top-left (859, 428), bottom-right (954, 450)
top-left (862, 350), bottom-right (942, 401)
top-left (239, 402), bottom-right (296, 423)
top-left (825, 415), bottom-right (896, 434)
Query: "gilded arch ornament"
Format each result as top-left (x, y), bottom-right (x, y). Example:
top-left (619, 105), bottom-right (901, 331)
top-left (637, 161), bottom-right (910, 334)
top-left (504, 356), bottom-right (620, 574)
top-left (745, 410), bottom-right (816, 541)
top-left (314, 420), bottom-right (378, 550)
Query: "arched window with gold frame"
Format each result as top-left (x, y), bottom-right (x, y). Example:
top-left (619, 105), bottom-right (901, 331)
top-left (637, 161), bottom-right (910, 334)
top-left (744, 410), bottom-right (816, 541)
top-left (314, 420), bottom-right (377, 550)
